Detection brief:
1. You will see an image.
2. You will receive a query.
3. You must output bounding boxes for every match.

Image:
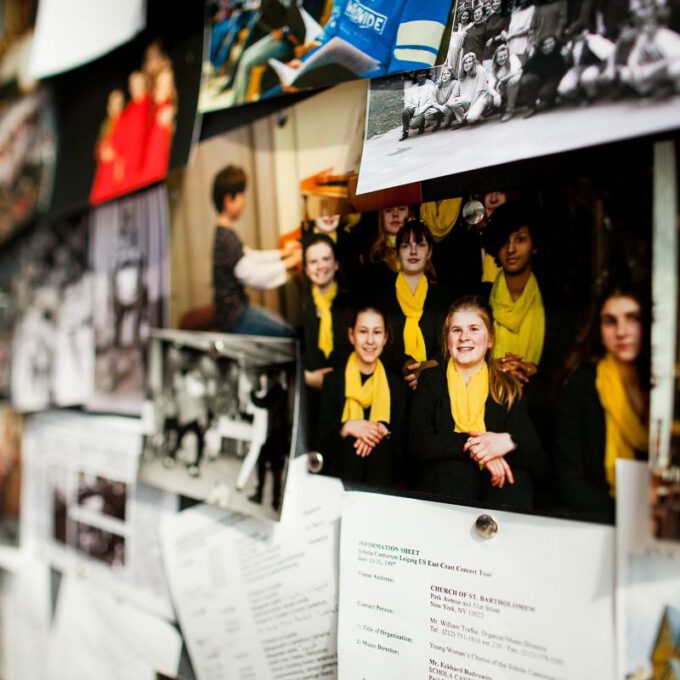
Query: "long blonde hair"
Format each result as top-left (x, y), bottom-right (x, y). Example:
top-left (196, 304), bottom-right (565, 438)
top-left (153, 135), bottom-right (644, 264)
top-left (441, 296), bottom-right (522, 409)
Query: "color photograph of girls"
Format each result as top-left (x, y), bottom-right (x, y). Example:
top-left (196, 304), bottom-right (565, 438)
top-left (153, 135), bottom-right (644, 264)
top-left (359, 0), bottom-right (680, 194)
top-left (302, 146), bottom-right (655, 524)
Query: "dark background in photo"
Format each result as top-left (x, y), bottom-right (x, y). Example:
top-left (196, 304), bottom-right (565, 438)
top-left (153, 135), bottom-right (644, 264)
top-left (49, 0), bottom-right (203, 217)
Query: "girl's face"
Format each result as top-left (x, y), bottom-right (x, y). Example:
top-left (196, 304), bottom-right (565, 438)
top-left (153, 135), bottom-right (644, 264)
top-left (492, 0), bottom-right (502, 12)
top-left (314, 214), bottom-right (340, 234)
top-left (154, 68), bottom-right (174, 102)
top-left (447, 309), bottom-right (493, 371)
top-left (441, 69), bottom-right (452, 84)
top-left (108, 91), bottom-right (124, 118)
top-left (349, 310), bottom-right (388, 368)
top-left (473, 6), bottom-right (484, 21)
top-left (398, 235), bottom-right (431, 276)
top-left (463, 54), bottom-right (476, 72)
top-left (304, 241), bottom-right (338, 288)
top-left (600, 295), bottom-right (643, 364)
top-left (460, 10), bottom-right (471, 24)
top-left (498, 226), bottom-right (534, 275)
top-left (495, 46), bottom-right (509, 66)
top-left (382, 206), bottom-right (410, 236)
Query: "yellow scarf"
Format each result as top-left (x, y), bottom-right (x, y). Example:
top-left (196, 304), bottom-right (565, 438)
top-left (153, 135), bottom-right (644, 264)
top-left (490, 272), bottom-right (545, 364)
top-left (482, 252), bottom-right (500, 283)
top-left (341, 352), bottom-right (391, 423)
top-left (420, 198), bottom-right (462, 240)
top-left (396, 273), bottom-right (428, 362)
top-left (595, 354), bottom-right (648, 495)
top-left (447, 359), bottom-right (488, 433)
top-left (311, 281), bottom-right (337, 359)
top-left (313, 226), bottom-right (337, 243)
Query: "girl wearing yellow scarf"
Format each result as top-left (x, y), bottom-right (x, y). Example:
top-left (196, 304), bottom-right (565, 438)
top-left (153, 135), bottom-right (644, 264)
top-left (316, 305), bottom-right (407, 487)
top-left (391, 219), bottom-right (448, 390)
top-left (303, 235), bottom-right (346, 391)
top-left (556, 287), bottom-right (649, 522)
top-left (409, 296), bottom-right (547, 510)
top-left (484, 202), bottom-right (545, 383)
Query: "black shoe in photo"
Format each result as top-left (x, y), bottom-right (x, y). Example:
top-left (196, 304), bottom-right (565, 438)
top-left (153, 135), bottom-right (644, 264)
top-left (248, 490), bottom-right (263, 504)
top-left (399, 130), bottom-right (409, 141)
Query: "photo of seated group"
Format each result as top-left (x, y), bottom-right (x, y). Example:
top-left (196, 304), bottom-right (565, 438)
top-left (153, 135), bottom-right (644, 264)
top-left (171, 83), bottom-right (653, 525)
top-left (358, 0), bottom-right (680, 192)
top-left (200, 0), bottom-right (455, 111)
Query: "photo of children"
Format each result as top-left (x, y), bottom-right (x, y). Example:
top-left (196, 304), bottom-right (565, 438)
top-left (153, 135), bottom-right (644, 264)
top-left (199, 0), bottom-right (456, 112)
top-left (358, 0), bottom-right (680, 194)
top-left (49, 0), bottom-right (203, 217)
top-left (171, 74), bottom-right (658, 523)
top-left (90, 41), bottom-right (178, 205)
top-left (87, 184), bottom-right (170, 415)
top-left (139, 329), bottom-right (296, 522)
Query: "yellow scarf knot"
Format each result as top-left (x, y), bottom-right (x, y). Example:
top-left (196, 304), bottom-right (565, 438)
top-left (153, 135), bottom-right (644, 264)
top-left (396, 273), bottom-right (428, 363)
top-left (341, 353), bottom-right (391, 424)
top-left (490, 272), bottom-right (545, 365)
top-left (595, 354), bottom-right (648, 495)
top-left (311, 282), bottom-right (337, 359)
top-left (447, 360), bottom-right (488, 433)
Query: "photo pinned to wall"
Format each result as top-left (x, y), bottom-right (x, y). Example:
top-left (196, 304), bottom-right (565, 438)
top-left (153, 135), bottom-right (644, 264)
top-left (171, 80), bottom-right (367, 341)
top-left (49, 0), bottom-right (203, 216)
top-left (199, 0), bottom-right (455, 112)
top-left (299, 141), bottom-right (654, 525)
top-left (21, 411), bottom-right (178, 621)
top-left (87, 183), bottom-right (170, 415)
top-left (9, 213), bottom-right (93, 413)
top-left (356, 0), bottom-right (680, 194)
top-left (0, 408), bottom-right (22, 549)
top-left (649, 140), bottom-right (679, 541)
top-left (139, 329), bottom-right (297, 522)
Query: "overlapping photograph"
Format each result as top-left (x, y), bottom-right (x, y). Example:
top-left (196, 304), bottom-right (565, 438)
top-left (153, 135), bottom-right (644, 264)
top-left (88, 184), bottom-right (170, 415)
top-left (357, 0), bottom-right (680, 193)
top-left (200, 0), bottom-right (455, 112)
top-left (10, 214), bottom-right (93, 412)
top-left (139, 329), bottom-right (297, 521)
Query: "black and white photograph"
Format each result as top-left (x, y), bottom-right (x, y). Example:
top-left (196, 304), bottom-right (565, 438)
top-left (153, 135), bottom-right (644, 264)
top-left (87, 183), bottom-right (170, 415)
top-left (139, 329), bottom-right (297, 521)
top-left (10, 214), bottom-right (93, 413)
top-left (357, 0), bottom-right (680, 193)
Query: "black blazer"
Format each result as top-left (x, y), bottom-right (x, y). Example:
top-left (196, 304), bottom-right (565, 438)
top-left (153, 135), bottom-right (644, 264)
top-left (410, 364), bottom-right (548, 499)
top-left (316, 362), bottom-right (407, 485)
top-left (555, 365), bottom-right (622, 522)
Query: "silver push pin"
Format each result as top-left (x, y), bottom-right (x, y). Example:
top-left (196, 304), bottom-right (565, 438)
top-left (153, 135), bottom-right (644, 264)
top-left (307, 452), bottom-right (324, 474)
top-left (475, 514), bottom-right (498, 539)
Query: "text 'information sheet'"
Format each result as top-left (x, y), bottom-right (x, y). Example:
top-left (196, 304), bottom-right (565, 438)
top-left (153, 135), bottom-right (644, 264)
top-left (338, 492), bottom-right (615, 680)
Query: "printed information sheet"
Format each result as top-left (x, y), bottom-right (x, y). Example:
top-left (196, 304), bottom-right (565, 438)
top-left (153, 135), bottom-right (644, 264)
top-left (161, 456), bottom-right (343, 680)
top-left (338, 492), bottom-right (615, 680)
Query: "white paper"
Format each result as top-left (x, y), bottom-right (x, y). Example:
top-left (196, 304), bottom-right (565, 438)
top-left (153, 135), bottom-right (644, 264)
top-left (269, 36), bottom-right (379, 87)
top-left (338, 492), bottom-right (615, 680)
top-left (29, 0), bottom-right (146, 78)
top-left (47, 574), bottom-right (181, 680)
top-left (21, 411), bottom-right (178, 620)
top-left (161, 456), bottom-right (343, 680)
top-left (1, 558), bottom-right (51, 680)
top-left (616, 460), bottom-right (680, 679)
